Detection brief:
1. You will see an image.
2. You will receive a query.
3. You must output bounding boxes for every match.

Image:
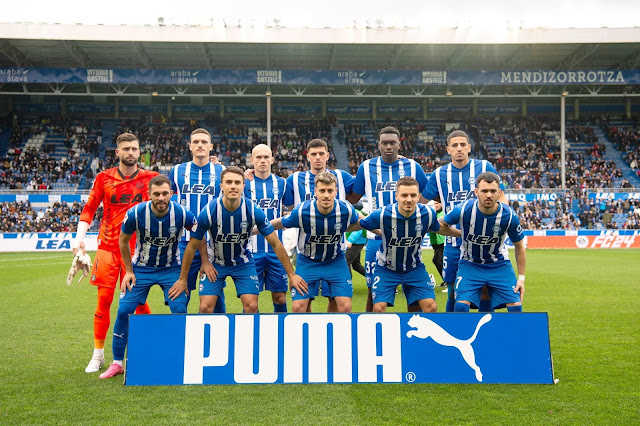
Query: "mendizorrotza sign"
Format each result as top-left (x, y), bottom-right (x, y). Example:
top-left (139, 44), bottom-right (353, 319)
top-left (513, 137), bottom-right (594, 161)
top-left (126, 313), bottom-right (553, 385)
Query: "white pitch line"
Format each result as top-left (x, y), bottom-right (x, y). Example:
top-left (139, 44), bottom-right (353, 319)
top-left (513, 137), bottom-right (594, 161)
top-left (0, 261), bottom-right (70, 268)
top-left (0, 255), bottom-right (69, 262)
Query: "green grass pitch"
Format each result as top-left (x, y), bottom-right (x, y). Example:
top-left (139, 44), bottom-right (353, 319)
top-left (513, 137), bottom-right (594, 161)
top-left (0, 249), bottom-right (639, 424)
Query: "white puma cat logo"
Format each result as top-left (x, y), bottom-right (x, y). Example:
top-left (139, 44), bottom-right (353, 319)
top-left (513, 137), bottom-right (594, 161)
top-left (406, 314), bottom-right (492, 382)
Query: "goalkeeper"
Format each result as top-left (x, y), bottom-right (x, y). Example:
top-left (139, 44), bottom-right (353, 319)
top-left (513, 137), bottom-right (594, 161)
top-left (71, 133), bottom-right (158, 374)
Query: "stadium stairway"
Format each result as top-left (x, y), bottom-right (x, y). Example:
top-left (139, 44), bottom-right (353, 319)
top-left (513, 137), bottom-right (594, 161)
top-left (331, 127), bottom-right (350, 171)
top-left (100, 120), bottom-right (121, 160)
top-left (592, 126), bottom-right (640, 186)
top-left (0, 125), bottom-right (10, 156)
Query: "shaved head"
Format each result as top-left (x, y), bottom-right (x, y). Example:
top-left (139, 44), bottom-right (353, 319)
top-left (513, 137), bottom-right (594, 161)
top-left (252, 144), bottom-right (272, 157)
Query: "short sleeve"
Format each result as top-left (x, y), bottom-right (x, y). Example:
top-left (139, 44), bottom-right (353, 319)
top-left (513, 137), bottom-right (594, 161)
top-left (443, 205), bottom-right (462, 226)
top-left (507, 211), bottom-right (525, 243)
top-left (121, 207), bottom-right (137, 235)
top-left (192, 204), bottom-right (212, 240)
top-left (359, 209), bottom-right (382, 231)
top-left (281, 205), bottom-right (300, 229)
top-left (352, 163), bottom-right (365, 196)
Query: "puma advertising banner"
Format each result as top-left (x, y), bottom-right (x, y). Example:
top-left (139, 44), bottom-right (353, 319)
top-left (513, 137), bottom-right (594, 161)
top-left (125, 313), bottom-right (554, 385)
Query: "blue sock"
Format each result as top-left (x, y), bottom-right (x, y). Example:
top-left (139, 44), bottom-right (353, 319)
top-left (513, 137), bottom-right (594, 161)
top-left (479, 299), bottom-right (494, 312)
top-left (454, 302), bottom-right (470, 312)
top-left (214, 292), bottom-right (226, 313)
top-left (273, 303), bottom-right (287, 313)
top-left (112, 301), bottom-right (138, 361)
top-left (507, 305), bottom-right (523, 312)
top-left (446, 283), bottom-right (456, 312)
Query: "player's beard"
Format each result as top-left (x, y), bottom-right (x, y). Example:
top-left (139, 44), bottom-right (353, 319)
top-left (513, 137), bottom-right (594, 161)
top-left (121, 156), bottom-right (138, 167)
top-left (153, 201), bottom-right (168, 215)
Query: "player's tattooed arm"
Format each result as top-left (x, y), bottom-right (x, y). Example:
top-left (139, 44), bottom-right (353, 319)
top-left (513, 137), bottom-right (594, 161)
top-left (118, 232), bottom-right (136, 292)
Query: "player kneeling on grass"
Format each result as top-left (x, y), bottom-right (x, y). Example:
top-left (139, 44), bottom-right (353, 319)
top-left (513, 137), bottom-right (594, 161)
top-left (177, 166), bottom-right (305, 314)
top-left (438, 172), bottom-right (526, 313)
top-left (353, 177), bottom-right (461, 313)
top-left (270, 172), bottom-right (363, 313)
top-left (100, 176), bottom-right (198, 379)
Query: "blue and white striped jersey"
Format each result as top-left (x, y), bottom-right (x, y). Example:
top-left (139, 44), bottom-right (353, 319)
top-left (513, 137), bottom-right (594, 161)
top-left (353, 157), bottom-right (428, 240)
top-left (121, 201), bottom-right (196, 268)
top-left (244, 174), bottom-right (286, 254)
top-left (360, 203), bottom-right (439, 273)
top-left (191, 196), bottom-right (274, 266)
top-left (421, 159), bottom-right (497, 248)
top-left (281, 199), bottom-right (358, 262)
top-left (168, 161), bottom-right (225, 242)
top-left (443, 200), bottom-right (524, 265)
top-left (282, 169), bottom-right (354, 207)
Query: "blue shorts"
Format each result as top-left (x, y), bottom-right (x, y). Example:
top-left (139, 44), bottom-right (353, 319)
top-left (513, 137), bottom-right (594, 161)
top-left (253, 252), bottom-right (288, 293)
top-left (443, 246), bottom-right (462, 284)
top-left (292, 255), bottom-right (353, 301)
top-left (372, 265), bottom-right (435, 307)
top-left (179, 241), bottom-right (202, 292)
top-left (455, 260), bottom-right (519, 309)
top-left (199, 261), bottom-right (260, 298)
top-left (365, 239), bottom-right (382, 288)
top-left (121, 265), bottom-right (187, 306)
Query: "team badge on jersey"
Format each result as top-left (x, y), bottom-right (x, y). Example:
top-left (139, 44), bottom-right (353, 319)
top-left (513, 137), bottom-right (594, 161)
top-left (240, 221), bottom-right (249, 230)
top-left (272, 186), bottom-right (279, 195)
top-left (398, 170), bottom-right (406, 177)
top-left (493, 225), bottom-right (501, 233)
top-left (334, 223), bottom-right (342, 231)
top-left (169, 226), bottom-right (178, 235)
top-left (415, 224), bottom-right (423, 232)
top-left (210, 174), bottom-right (217, 183)
top-left (468, 177), bottom-right (476, 185)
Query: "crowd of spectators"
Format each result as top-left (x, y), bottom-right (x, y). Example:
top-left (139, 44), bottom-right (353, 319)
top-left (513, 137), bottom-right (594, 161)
top-left (3, 113), bottom-right (640, 231)
top-left (0, 147), bottom-right (88, 190)
top-left (0, 200), bottom-right (102, 233)
top-left (603, 119), bottom-right (640, 179)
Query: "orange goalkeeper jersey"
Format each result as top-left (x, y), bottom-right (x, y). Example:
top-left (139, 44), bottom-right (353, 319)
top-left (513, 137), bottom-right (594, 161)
top-left (80, 167), bottom-right (158, 252)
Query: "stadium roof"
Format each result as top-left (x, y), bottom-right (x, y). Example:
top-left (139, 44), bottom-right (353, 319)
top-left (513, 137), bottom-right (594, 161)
top-left (1, 24), bottom-right (640, 98)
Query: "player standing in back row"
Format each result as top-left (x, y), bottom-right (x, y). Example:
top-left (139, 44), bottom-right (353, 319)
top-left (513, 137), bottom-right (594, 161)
top-left (72, 132), bottom-right (157, 373)
top-left (421, 130), bottom-right (506, 312)
top-left (347, 126), bottom-right (429, 312)
top-left (168, 128), bottom-right (226, 312)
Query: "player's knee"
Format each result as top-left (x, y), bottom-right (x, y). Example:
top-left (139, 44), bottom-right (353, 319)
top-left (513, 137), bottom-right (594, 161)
top-left (243, 301), bottom-right (258, 313)
top-left (372, 304), bottom-right (386, 313)
top-left (199, 301), bottom-right (214, 314)
top-left (272, 292), bottom-right (286, 305)
top-left (336, 299), bottom-right (351, 313)
top-left (421, 300), bottom-right (437, 313)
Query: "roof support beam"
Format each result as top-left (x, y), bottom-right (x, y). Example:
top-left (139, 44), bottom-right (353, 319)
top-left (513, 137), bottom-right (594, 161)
top-left (557, 44), bottom-right (599, 69)
top-left (446, 45), bottom-right (470, 68)
top-left (328, 45), bottom-right (337, 70)
top-left (501, 45), bottom-right (533, 69)
top-left (617, 49), bottom-right (640, 69)
top-left (200, 43), bottom-right (216, 69)
top-left (132, 42), bottom-right (153, 68)
top-left (61, 40), bottom-right (93, 67)
top-left (0, 40), bottom-right (33, 67)
top-left (386, 45), bottom-right (405, 69)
